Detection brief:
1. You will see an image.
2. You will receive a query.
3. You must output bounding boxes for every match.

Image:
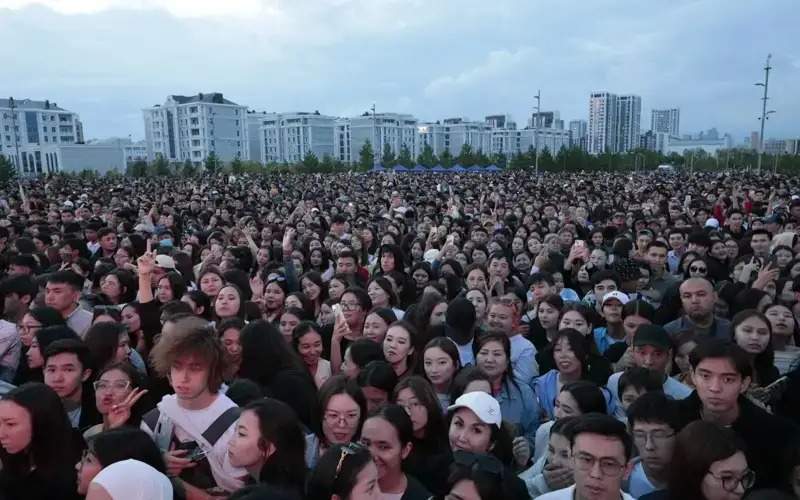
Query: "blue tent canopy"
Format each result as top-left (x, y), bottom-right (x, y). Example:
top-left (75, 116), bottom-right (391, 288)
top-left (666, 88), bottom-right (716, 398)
top-left (486, 164), bottom-right (501, 172)
top-left (393, 165), bottom-right (408, 172)
top-left (371, 164), bottom-right (385, 172)
top-left (412, 165), bottom-right (427, 172)
top-left (431, 165), bottom-right (446, 172)
top-left (450, 165), bottom-right (466, 172)
top-left (467, 165), bottom-right (483, 172)
top-left (452, 163), bottom-right (463, 170)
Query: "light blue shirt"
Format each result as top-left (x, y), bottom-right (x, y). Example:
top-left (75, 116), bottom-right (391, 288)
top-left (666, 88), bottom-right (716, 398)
top-left (625, 459), bottom-right (660, 498)
top-left (593, 327), bottom-right (626, 355)
top-left (607, 371), bottom-right (692, 420)
top-left (495, 379), bottom-right (541, 449)
top-left (509, 334), bottom-right (539, 386)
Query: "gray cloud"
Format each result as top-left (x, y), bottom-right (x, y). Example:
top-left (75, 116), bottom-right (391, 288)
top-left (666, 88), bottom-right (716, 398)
top-left (0, 0), bottom-right (797, 142)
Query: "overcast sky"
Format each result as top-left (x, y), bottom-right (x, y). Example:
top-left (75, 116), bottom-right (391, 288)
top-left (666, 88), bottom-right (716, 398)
top-left (1, 0), bottom-right (798, 143)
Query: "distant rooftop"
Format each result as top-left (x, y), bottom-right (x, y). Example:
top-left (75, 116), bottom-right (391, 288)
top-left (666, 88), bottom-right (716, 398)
top-left (167, 92), bottom-right (239, 106)
top-left (0, 98), bottom-right (68, 111)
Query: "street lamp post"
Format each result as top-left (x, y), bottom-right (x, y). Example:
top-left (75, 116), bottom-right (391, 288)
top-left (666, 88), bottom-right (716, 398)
top-left (755, 54), bottom-right (773, 174)
top-left (533, 90), bottom-right (541, 176)
top-left (8, 97), bottom-right (21, 175)
top-left (371, 103), bottom-right (377, 165)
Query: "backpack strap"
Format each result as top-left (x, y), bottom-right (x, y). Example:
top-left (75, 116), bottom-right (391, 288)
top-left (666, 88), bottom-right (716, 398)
top-left (142, 408), bottom-right (161, 432)
top-left (201, 406), bottom-right (241, 446)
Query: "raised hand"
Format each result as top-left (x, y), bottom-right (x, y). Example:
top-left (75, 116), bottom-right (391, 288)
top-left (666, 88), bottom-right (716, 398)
top-left (107, 387), bottom-right (149, 429)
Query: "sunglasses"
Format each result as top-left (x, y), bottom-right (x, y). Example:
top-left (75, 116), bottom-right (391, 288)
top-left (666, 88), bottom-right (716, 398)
top-left (689, 265), bottom-right (707, 274)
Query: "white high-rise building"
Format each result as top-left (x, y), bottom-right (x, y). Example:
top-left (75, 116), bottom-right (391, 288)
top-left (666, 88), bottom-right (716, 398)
top-left (588, 92), bottom-right (641, 154)
top-left (349, 113), bottom-right (417, 165)
top-left (260, 112), bottom-right (336, 164)
top-left (569, 120), bottom-right (588, 150)
top-left (246, 111), bottom-right (271, 164)
top-left (143, 92), bottom-right (248, 165)
top-left (0, 97), bottom-right (83, 175)
top-left (489, 128), bottom-right (571, 156)
top-left (651, 108), bottom-right (680, 136)
top-left (416, 118), bottom-right (491, 159)
top-left (588, 92), bottom-right (618, 154)
top-left (334, 118), bottom-right (351, 164)
top-left (617, 95), bottom-right (641, 153)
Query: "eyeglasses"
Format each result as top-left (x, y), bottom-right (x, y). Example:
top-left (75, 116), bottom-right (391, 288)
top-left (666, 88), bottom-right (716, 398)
top-left (452, 450), bottom-right (504, 476)
top-left (707, 469), bottom-right (756, 492)
top-left (324, 410), bottom-right (360, 426)
top-left (334, 442), bottom-right (366, 481)
top-left (573, 452), bottom-right (626, 477)
top-left (339, 301), bottom-right (361, 311)
top-left (93, 380), bottom-right (131, 393)
top-left (266, 273), bottom-right (286, 283)
top-left (19, 324), bottom-right (42, 333)
top-left (632, 430), bottom-right (675, 445)
top-left (689, 266), bottom-right (708, 274)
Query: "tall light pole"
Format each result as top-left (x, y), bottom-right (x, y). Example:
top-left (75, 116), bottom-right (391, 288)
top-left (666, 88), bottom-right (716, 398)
top-left (755, 54), bottom-right (773, 174)
top-left (371, 103), bottom-right (377, 164)
top-left (533, 90), bottom-right (541, 175)
top-left (8, 97), bottom-right (21, 175)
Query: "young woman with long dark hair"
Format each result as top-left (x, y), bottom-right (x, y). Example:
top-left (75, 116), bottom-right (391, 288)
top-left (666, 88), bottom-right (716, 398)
top-left (227, 398), bottom-right (307, 495)
top-left (0, 383), bottom-right (81, 500)
top-left (359, 404), bottom-right (431, 499)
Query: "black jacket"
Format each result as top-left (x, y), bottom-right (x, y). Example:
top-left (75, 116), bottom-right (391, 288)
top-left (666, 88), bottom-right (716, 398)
top-left (677, 391), bottom-right (800, 490)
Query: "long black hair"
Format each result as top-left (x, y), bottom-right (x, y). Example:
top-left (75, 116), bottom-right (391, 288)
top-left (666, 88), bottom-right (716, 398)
top-left (244, 398), bottom-right (307, 494)
top-left (306, 442), bottom-right (373, 500)
top-left (0, 383), bottom-right (77, 480)
top-left (89, 427), bottom-right (166, 473)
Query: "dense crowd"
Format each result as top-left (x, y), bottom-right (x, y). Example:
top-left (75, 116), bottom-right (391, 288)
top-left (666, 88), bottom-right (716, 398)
top-left (0, 170), bottom-right (799, 500)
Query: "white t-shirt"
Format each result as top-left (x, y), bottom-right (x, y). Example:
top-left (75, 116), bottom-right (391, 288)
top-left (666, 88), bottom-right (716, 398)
top-left (90, 459), bottom-right (172, 500)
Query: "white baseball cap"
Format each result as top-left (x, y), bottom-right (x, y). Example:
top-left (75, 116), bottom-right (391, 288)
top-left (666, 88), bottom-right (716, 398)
top-left (602, 290), bottom-right (630, 306)
top-left (154, 255), bottom-right (176, 270)
top-left (705, 218), bottom-right (720, 229)
top-left (447, 391), bottom-right (502, 428)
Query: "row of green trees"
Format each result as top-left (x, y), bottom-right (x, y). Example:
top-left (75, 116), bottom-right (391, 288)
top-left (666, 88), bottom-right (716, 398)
top-left (2, 142), bottom-right (798, 184)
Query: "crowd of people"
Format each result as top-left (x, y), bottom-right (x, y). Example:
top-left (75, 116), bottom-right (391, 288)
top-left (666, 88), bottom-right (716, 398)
top-left (0, 170), bottom-right (799, 500)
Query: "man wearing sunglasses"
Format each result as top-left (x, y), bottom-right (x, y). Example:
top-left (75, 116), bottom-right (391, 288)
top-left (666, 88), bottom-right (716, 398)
top-left (537, 414), bottom-right (635, 500)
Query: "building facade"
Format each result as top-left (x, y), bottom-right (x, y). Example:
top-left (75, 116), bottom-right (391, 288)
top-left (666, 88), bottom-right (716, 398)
top-left (261, 112), bottom-right (336, 164)
top-left (0, 97), bottom-right (84, 175)
top-left (616, 95), bottom-right (641, 153)
top-left (334, 118), bottom-right (351, 164)
top-left (569, 120), bottom-right (588, 150)
top-left (489, 127), bottom-right (571, 156)
top-left (143, 93), bottom-right (248, 165)
top-left (588, 92), bottom-right (618, 154)
top-left (416, 118), bottom-right (492, 159)
top-left (349, 113), bottom-right (418, 165)
top-left (651, 108), bottom-right (680, 136)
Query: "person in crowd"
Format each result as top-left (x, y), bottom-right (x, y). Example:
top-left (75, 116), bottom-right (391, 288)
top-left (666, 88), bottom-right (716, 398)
top-left (226, 398), bottom-right (307, 495)
top-left (383, 320), bottom-right (418, 379)
top-left (0, 382), bottom-right (81, 500)
top-left (644, 420), bottom-right (755, 500)
top-left (292, 321), bottom-right (332, 388)
top-left (84, 362), bottom-right (150, 439)
top-left (520, 416), bottom-right (579, 498)
top-left (764, 303), bottom-right (800, 374)
top-left (363, 307), bottom-right (397, 345)
top-left (474, 332), bottom-right (540, 454)
top-left (532, 381), bottom-right (608, 464)
top-left (238, 319), bottom-right (319, 430)
top-left (356, 360), bottom-right (398, 412)
top-left (141, 315), bottom-right (247, 496)
top-left (393, 375), bottom-right (450, 494)
top-left (536, 413), bottom-right (635, 500)
top-left (306, 442), bottom-right (378, 500)
top-left (76, 427), bottom-right (172, 500)
top-left (45, 270), bottom-right (93, 337)
top-left (341, 337), bottom-right (385, 380)
top-left (486, 299), bottom-right (538, 386)
top-left (446, 449), bottom-right (531, 500)
top-left (593, 291), bottom-right (631, 356)
top-left (307, 375), bottom-right (367, 468)
top-left (359, 403), bottom-right (431, 499)
top-left (677, 338), bottom-right (800, 489)
top-left (43, 338), bottom-right (101, 429)
top-left (730, 309), bottom-right (780, 388)
top-left (422, 336), bottom-right (462, 411)
top-left (11, 306), bottom-right (66, 385)
top-left (625, 392), bottom-right (684, 498)
top-left (0, 274), bottom-right (37, 381)
top-left (606, 324), bottom-right (692, 419)
top-left (665, 278), bottom-right (732, 340)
